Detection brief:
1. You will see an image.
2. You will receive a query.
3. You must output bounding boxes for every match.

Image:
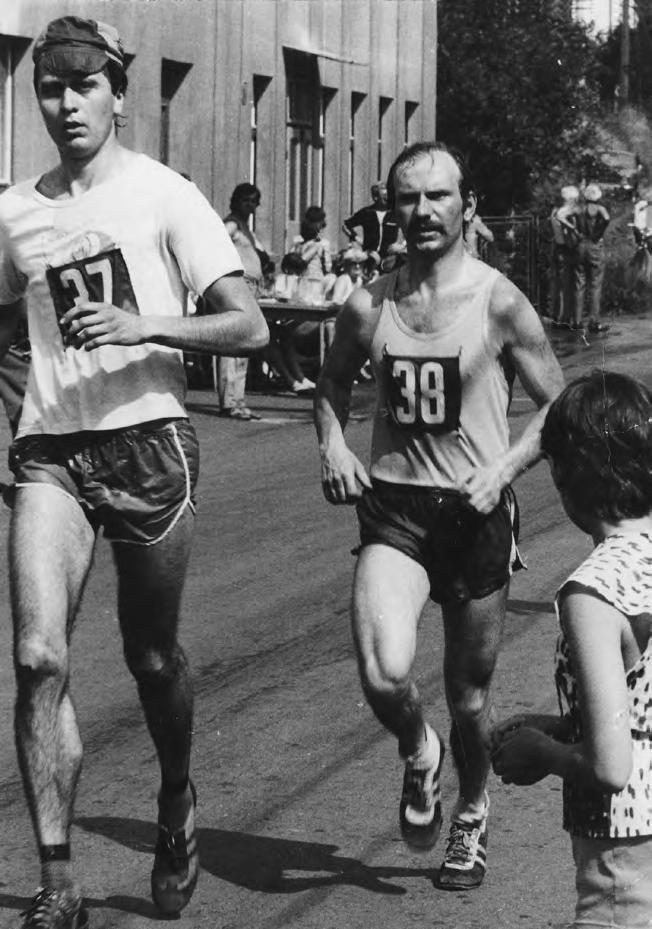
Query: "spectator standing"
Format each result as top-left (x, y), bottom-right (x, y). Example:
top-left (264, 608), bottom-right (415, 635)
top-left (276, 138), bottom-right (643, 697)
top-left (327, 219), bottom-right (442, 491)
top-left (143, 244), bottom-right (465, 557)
top-left (0, 16), bottom-right (268, 927)
top-left (491, 370), bottom-right (652, 929)
top-left (632, 189), bottom-right (652, 239)
top-left (343, 182), bottom-right (400, 261)
top-left (315, 141), bottom-right (563, 891)
top-left (572, 183), bottom-right (610, 333)
top-left (464, 213), bottom-right (494, 260)
top-left (548, 185), bottom-right (579, 327)
top-left (292, 206), bottom-right (335, 305)
top-left (627, 186), bottom-right (652, 294)
top-left (218, 182), bottom-right (270, 420)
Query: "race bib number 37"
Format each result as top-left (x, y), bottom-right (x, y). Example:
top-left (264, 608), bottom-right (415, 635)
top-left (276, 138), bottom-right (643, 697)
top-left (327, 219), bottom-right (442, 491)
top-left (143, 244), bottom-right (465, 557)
top-left (46, 247), bottom-right (139, 324)
top-left (385, 352), bottom-right (461, 433)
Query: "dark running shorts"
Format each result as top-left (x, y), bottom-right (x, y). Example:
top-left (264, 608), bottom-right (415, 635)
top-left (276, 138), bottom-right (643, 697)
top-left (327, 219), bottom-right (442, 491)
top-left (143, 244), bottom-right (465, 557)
top-left (8, 418), bottom-right (199, 545)
top-left (356, 479), bottom-right (523, 605)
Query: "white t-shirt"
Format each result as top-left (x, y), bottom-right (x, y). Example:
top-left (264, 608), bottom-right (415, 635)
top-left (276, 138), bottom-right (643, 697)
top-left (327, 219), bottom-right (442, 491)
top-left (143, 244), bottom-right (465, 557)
top-left (0, 154), bottom-right (242, 436)
top-left (633, 199), bottom-right (652, 233)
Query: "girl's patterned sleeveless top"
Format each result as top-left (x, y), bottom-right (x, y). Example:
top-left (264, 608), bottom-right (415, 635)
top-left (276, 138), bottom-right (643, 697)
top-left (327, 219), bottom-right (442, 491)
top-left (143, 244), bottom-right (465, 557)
top-left (555, 533), bottom-right (652, 839)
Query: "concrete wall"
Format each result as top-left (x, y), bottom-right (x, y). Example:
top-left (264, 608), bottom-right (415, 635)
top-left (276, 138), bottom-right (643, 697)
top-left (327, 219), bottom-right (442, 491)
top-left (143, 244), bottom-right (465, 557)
top-left (1, 0), bottom-right (437, 258)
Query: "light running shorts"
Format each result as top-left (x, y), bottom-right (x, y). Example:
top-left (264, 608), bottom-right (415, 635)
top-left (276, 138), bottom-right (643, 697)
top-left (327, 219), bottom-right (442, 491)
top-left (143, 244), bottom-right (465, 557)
top-left (8, 418), bottom-right (199, 545)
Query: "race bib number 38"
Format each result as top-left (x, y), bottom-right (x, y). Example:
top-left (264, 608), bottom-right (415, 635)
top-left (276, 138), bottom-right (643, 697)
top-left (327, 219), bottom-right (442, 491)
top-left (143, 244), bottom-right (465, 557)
top-left (385, 352), bottom-right (461, 433)
top-left (46, 247), bottom-right (139, 324)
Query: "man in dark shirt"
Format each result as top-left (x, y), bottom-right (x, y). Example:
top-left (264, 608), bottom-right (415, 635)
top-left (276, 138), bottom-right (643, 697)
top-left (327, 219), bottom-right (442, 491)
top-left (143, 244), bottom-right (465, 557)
top-left (342, 182), bottom-right (400, 259)
top-left (570, 183), bottom-right (610, 333)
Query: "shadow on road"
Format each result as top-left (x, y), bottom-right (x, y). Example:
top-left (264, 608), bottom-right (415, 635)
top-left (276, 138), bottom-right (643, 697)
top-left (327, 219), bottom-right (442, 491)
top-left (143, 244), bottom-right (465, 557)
top-left (0, 891), bottom-right (172, 923)
top-left (78, 815), bottom-right (431, 899)
top-left (507, 598), bottom-right (555, 616)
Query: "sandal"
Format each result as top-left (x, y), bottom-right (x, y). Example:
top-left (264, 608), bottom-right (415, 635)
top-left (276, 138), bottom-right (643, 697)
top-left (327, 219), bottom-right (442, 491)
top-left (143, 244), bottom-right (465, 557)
top-left (219, 407), bottom-right (261, 421)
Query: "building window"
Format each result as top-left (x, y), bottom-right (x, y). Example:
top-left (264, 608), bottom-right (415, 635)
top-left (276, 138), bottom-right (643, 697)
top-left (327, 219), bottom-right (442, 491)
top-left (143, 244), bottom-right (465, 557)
top-left (317, 88), bottom-right (336, 210)
top-left (377, 96), bottom-right (392, 181)
top-left (160, 59), bottom-right (191, 166)
top-left (404, 101), bottom-right (419, 148)
top-left (0, 38), bottom-right (15, 187)
top-left (284, 49), bottom-right (320, 233)
top-left (250, 74), bottom-right (271, 192)
top-left (349, 92), bottom-right (365, 212)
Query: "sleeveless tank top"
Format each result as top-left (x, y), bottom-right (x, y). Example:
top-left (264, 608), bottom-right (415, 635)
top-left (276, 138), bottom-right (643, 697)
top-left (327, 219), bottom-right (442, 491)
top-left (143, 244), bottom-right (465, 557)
top-left (368, 265), bottom-right (514, 487)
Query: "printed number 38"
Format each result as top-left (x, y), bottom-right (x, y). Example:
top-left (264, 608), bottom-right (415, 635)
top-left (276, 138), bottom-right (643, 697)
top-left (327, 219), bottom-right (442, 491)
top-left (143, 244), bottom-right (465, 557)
top-left (393, 359), bottom-right (446, 425)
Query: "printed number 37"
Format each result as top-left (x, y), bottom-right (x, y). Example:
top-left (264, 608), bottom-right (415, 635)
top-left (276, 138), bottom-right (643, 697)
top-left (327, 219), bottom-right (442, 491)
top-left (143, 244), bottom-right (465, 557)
top-left (59, 257), bottom-right (113, 307)
top-left (393, 359), bottom-right (446, 425)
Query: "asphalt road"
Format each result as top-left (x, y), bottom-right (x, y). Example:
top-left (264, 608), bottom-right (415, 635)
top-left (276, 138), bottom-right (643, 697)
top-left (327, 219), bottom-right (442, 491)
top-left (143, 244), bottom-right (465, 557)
top-left (0, 313), bottom-right (650, 929)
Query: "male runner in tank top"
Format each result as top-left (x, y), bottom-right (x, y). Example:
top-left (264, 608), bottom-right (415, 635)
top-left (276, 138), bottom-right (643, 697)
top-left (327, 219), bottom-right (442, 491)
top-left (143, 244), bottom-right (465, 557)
top-left (315, 141), bottom-right (564, 890)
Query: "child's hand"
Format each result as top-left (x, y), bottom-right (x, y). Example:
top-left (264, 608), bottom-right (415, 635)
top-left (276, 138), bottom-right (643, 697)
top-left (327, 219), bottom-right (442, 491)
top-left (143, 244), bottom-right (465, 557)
top-left (489, 714), bottom-right (528, 753)
top-left (491, 726), bottom-right (551, 786)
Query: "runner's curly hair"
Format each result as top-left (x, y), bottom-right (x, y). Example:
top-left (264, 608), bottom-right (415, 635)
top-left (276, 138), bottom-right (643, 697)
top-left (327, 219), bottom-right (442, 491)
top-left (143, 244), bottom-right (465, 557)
top-left (541, 370), bottom-right (652, 522)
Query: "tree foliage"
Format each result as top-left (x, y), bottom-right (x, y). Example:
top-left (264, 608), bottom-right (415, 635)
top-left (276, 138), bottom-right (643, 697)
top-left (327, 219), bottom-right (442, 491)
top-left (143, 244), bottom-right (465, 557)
top-left (437, 0), bottom-right (602, 214)
top-left (595, 20), bottom-right (652, 107)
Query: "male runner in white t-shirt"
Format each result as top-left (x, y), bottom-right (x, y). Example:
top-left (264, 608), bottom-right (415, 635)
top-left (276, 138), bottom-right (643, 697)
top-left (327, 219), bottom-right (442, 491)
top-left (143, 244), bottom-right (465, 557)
top-left (0, 16), bottom-right (268, 929)
top-left (315, 141), bottom-right (563, 891)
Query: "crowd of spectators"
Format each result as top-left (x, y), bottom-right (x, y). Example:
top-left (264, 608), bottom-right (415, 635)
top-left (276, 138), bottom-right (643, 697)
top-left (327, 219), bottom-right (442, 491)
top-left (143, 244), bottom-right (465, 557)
top-left (190, 183), bottom-right (408, 401)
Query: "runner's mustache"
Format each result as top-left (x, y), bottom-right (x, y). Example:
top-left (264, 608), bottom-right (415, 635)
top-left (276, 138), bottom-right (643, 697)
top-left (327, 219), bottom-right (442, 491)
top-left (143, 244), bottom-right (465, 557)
top-left (411, 221), bottom-right (446, 233)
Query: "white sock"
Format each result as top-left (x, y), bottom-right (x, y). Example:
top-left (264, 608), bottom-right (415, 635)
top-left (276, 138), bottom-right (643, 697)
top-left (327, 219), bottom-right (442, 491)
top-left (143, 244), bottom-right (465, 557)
top-left (409, 722), bottom-right (441, 770)
top-left (452, 791), bottom-right (490, 826)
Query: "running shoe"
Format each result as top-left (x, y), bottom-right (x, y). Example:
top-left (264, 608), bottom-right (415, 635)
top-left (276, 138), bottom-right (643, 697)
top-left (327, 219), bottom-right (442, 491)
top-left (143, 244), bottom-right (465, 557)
top-left (151, 780), bottom-right (199, 915)
top-left (436, 818), bottom-right (488, 890)
top-left (399, 726), bottom-right (445, 851)
top-left (19, 887), bottom-right (88, 929)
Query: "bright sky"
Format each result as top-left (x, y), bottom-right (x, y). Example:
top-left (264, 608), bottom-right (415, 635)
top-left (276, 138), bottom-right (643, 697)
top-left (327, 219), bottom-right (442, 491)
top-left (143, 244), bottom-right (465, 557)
top-left (576, 0), bottom-right (619, 34)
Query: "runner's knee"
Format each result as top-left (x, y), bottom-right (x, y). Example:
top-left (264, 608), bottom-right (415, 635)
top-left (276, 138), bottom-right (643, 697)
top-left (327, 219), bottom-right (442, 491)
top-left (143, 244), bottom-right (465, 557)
top-left (124, 641), bottom-right (186, 683)
top-left (447, 681), bottom-right (492, 723)
top-left (14, 635), bottom-right (68, 685)
top-left (359, 648), bottom-right (412, 696)
top-left (444, 635), bottom-right (500, 701)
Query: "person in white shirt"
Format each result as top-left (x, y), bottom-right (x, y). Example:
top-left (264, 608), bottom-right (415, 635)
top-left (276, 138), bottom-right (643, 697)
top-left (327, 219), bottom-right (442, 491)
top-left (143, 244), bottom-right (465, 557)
top-left (548, 184), bottom-right (579, 327)
top-left (0, 16), bottom-right (268, 928)
top-left (217, 182), bottom-right (271, 420)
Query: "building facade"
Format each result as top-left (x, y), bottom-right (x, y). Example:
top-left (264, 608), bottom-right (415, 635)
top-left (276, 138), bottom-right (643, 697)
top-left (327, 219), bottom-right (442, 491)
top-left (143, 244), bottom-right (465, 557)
top-left (0, 0), bottom-right (437, 258)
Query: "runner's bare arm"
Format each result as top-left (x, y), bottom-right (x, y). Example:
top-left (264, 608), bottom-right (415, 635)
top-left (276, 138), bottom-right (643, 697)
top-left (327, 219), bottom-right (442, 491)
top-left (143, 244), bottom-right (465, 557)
top-left (460, 278), bottom-right (564, 513)
top-left (314, 288), bottom-right (376, 504)
top-left (59, 271), bottom-right (269, 355)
